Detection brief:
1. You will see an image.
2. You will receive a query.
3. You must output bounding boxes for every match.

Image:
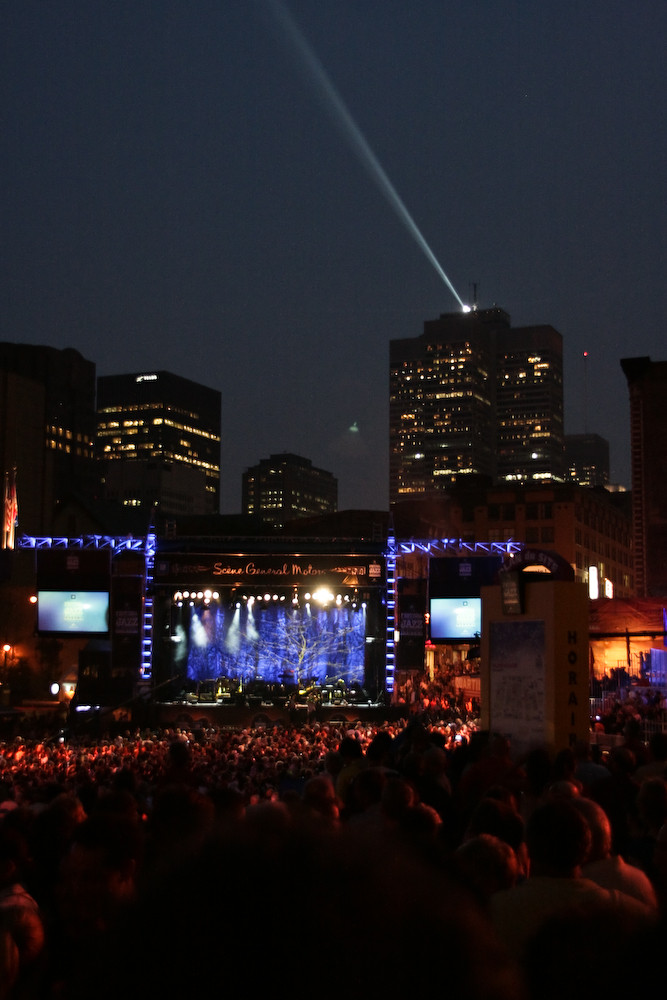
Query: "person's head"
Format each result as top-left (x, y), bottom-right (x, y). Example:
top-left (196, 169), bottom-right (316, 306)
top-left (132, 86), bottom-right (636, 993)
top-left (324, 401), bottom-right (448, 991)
top-left (526, 798), bottom-right (591, 877)
top-left (366, 731), bottom-right (394, 767)
top-left (465, 796), bottom-right (524, 854)
top-left (339, 736), bottom-right (363, 762)
top-left (571, 796), bottom-right (612, 862)
top-left (455, 834), bottom-right (520, 902)
top-left (636, 776), bottom-right (667, 833)
top-left (301, 776), bottom-right (340, 825)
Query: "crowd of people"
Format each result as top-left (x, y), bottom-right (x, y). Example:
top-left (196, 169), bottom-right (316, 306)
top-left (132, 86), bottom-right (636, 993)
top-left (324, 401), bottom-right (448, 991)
top-left (0, 708), bottom-right (664, 997)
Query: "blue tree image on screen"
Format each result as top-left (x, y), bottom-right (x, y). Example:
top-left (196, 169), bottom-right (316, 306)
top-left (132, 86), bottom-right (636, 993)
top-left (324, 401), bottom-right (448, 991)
top-left (429, 598), bottom-right (481, 640)
top-left (180, 603), bottom-right (367, 686)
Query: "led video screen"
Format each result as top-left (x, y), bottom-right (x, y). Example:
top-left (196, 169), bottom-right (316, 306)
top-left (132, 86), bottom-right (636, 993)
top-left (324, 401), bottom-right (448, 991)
top-left (38, 591), bottom-right (110, 635)
top-left (429, 597), bottom-right (481, 641)
top-left (177, 602), bottom-right (367, 686)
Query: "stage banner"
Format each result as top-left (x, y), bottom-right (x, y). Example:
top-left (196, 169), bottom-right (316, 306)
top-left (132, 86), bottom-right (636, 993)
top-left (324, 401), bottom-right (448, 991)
top-left (154, 553), bottom-right (386, 588)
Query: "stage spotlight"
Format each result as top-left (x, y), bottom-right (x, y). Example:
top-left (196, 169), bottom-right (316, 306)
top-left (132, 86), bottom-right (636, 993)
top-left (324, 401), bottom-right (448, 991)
top-left (312, 587), bottom-right (334, 606)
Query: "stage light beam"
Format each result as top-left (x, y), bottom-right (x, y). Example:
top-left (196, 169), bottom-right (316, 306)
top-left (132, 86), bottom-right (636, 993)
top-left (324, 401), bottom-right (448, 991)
top-left (265, 0), bottom-right (467, 312)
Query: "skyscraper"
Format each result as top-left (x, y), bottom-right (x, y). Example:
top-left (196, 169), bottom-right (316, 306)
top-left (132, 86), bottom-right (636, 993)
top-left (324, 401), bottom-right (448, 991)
top-left (390, 308), bottom-right (501, 500)
top-left (564, 433), bottom-right (610, 488)
top-left (0, 343), bottom-right (97, 537)
top-left (242, 453), bottom-right (338, 529)
top-left (97, 370), bottom-right (221, 516)
top-left (621, 356), bottom-right (667, 597)
top-left (389, 308), bottom-right (564, 503)
top-left (496, 323), bottom-right (564, 483)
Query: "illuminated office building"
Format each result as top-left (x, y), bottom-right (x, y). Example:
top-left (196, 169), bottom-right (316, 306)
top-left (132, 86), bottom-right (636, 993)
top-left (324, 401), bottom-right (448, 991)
top-left (243, 453), bottom-right (338, 529)
top-left (390, 308), bottom-right (564, 503)
top-left (97, 371), bottom-right (221, 516)
top-left (564, 433), bottom-right (610, 488)
top-left (0, 343), bottom-right (97, 536)
top-left (496, 323), bottom-right (564, 483)
top-left (621, 356), bottom-right (667, 597)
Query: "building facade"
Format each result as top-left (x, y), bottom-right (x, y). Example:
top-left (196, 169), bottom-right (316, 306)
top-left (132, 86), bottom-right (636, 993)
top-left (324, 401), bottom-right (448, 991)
top-left (621, 356), bottom-right (667, 597)
top-left (456, 483), bottom-right (633, 598)
top-left (390, 308), bottom-right (499, 499)
top-left (392, 480), bottom-right (634, 599)
top-left (389, 308), bottom-right (564, 503)
top-left (97, 370), bottom-right (221, 517)
top-left (0, 343), bottom-right (97, 537)
top-left (564, 433), bottom-right (610, 488)
top-left (242, 453), bottom-right (338, 529)
top-left (496, 323), bottom-right (564, 482)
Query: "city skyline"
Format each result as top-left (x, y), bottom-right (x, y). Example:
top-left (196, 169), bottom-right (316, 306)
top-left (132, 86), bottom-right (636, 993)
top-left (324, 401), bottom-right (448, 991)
top-left (3, 2), bottom-right (666, 512)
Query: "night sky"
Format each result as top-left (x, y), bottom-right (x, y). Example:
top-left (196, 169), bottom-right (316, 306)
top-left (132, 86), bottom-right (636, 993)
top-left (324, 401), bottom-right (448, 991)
top-left (3, 1), bottom-right (666, 513)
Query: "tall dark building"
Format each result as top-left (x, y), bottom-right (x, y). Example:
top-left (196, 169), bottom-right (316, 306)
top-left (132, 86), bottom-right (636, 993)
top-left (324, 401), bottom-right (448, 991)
top-left (389, 308), bottom-right (564, 503)
top-left (243, 453), bottom-right (338, 529)
top-left (496, 324), bottom-right (564, 483)
top-left (97, 371), bottom-right (221, 516)
top-left (0, 343), bottom-right (97, 536)
top-left (564, 433), bottom-right (610, 488)
top-left (621, 356), bottom-right (667, 597)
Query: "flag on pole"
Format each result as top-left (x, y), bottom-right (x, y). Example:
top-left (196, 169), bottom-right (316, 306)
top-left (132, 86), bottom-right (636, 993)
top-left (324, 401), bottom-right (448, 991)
top-left (3, 468), bottom-right (17, 550)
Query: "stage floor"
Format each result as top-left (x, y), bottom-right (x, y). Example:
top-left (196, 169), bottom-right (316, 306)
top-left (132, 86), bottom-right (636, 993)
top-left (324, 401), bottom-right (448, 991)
top-left (153, 699), bottom-right (404, 730)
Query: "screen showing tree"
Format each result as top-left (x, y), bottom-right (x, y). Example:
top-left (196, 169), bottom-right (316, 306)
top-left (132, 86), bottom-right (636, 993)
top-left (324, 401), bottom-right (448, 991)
top-left (177, 602), bottom-right (367, 686)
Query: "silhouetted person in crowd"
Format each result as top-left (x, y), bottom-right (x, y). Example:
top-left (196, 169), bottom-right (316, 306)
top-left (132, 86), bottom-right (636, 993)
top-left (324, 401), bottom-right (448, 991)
top-left (464, 794), bottom-right (528, 880)
top-left (335, 735), bottom-right (366, 815)
top-left (627, 775), bottom-right (667, 882)
top-left (0, 826), bottom-right (44, 996)
top-left (589, 745), bottom-right (640, 858)
top-left (455, 833), bottom-right (520, 905)
top-left (489, 797), bottom-right (654, 962)
top-left (635, 731), bottom-right (667, 782)
top-left (572, 795), bottom-right (658, 909)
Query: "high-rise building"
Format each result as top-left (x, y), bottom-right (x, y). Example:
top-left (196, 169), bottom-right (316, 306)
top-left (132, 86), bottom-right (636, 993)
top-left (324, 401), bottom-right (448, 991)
top-left (389, 308), bottom-right (564, 503)
top-left (496, 324), bottom-right (564, 482)
top-left (564, 433), bottom-right (610, 488)
top-left (97, 371), bottom-right (221, 516)
top-left (0, 343), bottom-right (97, 537)
top-left (621, 356), bottom-right (667, 597)
top-left (390, 308), bottom-right (501, 499)
top-left (242, 453), bottom-right (338, 529)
